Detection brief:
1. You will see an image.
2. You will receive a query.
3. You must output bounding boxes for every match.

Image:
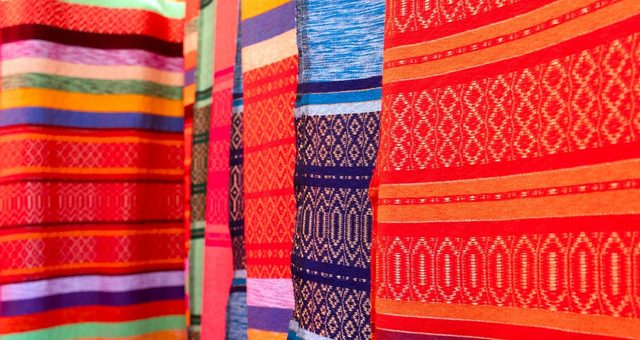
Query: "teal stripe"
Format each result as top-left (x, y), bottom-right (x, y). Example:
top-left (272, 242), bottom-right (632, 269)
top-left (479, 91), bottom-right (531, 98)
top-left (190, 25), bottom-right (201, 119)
top-left (3, 315), bottom-right (186, 340)
top-left (60, 0), bottom-right (185, 18)
top-left (296, 88), bottom-right (381, 106)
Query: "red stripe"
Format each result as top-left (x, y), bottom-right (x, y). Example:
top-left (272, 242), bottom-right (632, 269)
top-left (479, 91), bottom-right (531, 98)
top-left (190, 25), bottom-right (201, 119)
top-left (244, 187), bottom-right (294, 199)
top-left (384, 0), bottom-right (555, 49)
top-left (0, 221), bottom-right (183, 237)
top-left (384, 15), bottom-right (640, 92)
top-left (378, 214), bottom-right (640, 237)
top-left (0, 0), bottom-right (183, 42)
top-left (376, 143), bottom-right (640, 184)
top-left (0, 300), bottom-right (184, 333)
top-left (0, 126), bottom-right (183, 140)
top-left (376, 313), bottom-right (620, 340)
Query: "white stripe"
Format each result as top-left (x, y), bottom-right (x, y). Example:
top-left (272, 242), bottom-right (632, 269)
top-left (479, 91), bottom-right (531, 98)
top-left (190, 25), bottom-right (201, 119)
top-left (234, 270), bottom-right (247, 279)
top-left (242, 29), bottom-right (297, 72)
top-left (247, 278), bottom-right (294, 309)
top-left (295, 100), bottom-right (382, 117)
top-left (0, 271), bottom-right (184, 301)
top-left (288, 320), bottom-right (333, 340)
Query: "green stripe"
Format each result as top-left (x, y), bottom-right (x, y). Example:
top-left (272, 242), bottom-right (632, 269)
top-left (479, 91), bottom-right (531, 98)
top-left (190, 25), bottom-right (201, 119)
top-left (60, 0), bottom-right (185, 19)
top-left (4, 74), bottom-right (182, 100)
top-left (191, 228), bottom-right (205, 239)
top-left (3, 315), bottom-right (186, 340)
top-left (192, 183), bottom-right (206, 194)
top-left (196, 3), bottom-right (216, 91)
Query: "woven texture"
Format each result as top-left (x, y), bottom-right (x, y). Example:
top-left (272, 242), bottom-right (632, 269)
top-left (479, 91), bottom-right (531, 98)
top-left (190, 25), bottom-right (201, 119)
top-left (240, 0), bottom-right (299, 338)
top-left (0, 0), bottom-right (187, 339)
top-left (371, 0), bottom-right (640, 338)
top-left (288, 1), bottom-right (385, 339)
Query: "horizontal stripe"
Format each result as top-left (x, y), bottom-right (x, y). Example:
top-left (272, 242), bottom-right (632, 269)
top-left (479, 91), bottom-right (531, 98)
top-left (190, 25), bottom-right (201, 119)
top-left (1, 286), bottom-right (184, 317)
top-left (291, 255), bottom-right (369, 280)
top-left (242, 1), bottom-right (295, 47)
top-left (385, 0), bottom-right (595, 62)
top-left (298, 76), bottom-right (382, 94)
top-left (296, 88), bottom-right (381, 106)
top-left (3, 40), bottom-right (183, 71)
top-left (0, 228), bottom-right (183, 242)
top-left (0, 0), bottom-right (182, 42)
top-left (384, 1), bottom-right (556, 49)
top-left (288, 321), bottom-right (332, 340)
top-left (294, 174), bottom-right (371, 189)
top-left (376, 313), bottom-right (621, 340)
top-left (375, 329), bottom-right (472, 340)
top-left (2, 58), bottom-right (183, 86)
top-left (1, 259), bottom-right (184, 279)
top-left (377, 300), bottom-right (640, 339)
top-left (247, 306), bottom-right (293, 333)
top-left (3, 74), bottom-right (181, 100)
top-left (78, 330), bottom-right (187, 340)
top-left (242, 30), bottom-right (297, 72)
top-left (0, 166), bottom-right (182, 178)
top-left (296, 164), bottom-right (374, 177)
top-left (1, 315), bottom-right (186, 340)
top-left (0, 108), bottom-right (183, 132)
top-left (378, 189), bottom-right (640, 222)
top-left (294, 100), bottom-right (381, 117)
top-left (0, 132), bottom-right (182, 146)
top-left (378, 143), bottom-right (640, 184)
top-left (379, 158), bottom-right (640, 199)
top-left (378, 215), bottom-right (640, 237)
top-left (0, 271), bottom-right (184, 301)
top-left (2, 24), bottom-right (182, 57)
top-left (384, 1), bottom-right (640, 84)
top-left (241, 0), bottom-right (290, 19)
top-left (247, 329), bottom-right (288, 339)
top-left (60, 0), bottom-right (185, 19)
top-left (2, 88), bottom-right (182, 117)
top-left (246, 278), bottom-right (294, 309)
top-left (291, 256), bottom-right (370, 291)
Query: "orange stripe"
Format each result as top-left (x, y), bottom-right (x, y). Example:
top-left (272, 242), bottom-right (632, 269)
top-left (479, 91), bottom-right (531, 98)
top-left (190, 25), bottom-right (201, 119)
top-left (378, 189), bottom-right (640, 222)
top-left (1, 259), bottom-right (184, 276)
top-left (0, 228), bottom-right (183, 242)
top-left (184, 50), bottom-right (198, 70)
top-left (0, 133), bottom-right (183, 145)
top-left (383, 0), bottom-right (640, 84)
top-left (377, 299), bottom-right (640, 339)
top-left (79, 330), bottom-right (187, 340)
top-left (183, 84), bottom-right (196, 105)
top-left (0, 166), bottom-right (182, 178)
top-left (247, 329), bottom-right (288, 340)
top-left (1, 88), bottom-right (183, 117)
top-left (384, 0), bottom-right (594, 62)
top-left (379, 158), bottom-right (640, 198)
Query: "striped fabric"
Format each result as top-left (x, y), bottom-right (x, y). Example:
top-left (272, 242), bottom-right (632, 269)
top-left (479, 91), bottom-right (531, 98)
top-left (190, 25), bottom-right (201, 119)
top-left (372, 0), bottom-right (640, 339)
top-left (201, 0), bottom-right (238, 338)
top-left (226, 14), bottom-right (249, 340)
top-left (240, 0), bottom-right (298, 338)
top-left (186, 0), bottom-right (216, 338)
top-left (0, 0), bottom-right (187, 339)
top-left (289, 1), bottom-right (384, 339)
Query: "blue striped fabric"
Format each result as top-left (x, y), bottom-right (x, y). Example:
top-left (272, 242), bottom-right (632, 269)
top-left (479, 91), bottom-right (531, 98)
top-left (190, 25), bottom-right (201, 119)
top-left (289, 0), bottom-right (385, 339)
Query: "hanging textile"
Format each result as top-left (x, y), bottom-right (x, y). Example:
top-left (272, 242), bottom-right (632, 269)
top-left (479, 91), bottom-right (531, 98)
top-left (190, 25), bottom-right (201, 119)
top-left (371, 0), bottom-right (640, 338)
top-left (289, 1), bottom-right (385, 339)
top-left (240, 0), bottom-right (298, 338)
top-left (0, 0), bottom-right (187, 339)
top-left (226, 14), bottom-right (248, 340)
top-left (186, 0), bottom-right (216, 338)
top-left (201, 0), bottom-right (239, 338)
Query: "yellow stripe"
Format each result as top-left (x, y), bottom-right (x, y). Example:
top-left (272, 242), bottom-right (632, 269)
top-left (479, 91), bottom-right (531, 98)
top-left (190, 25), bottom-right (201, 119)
top-left (378, 189), bottom-right (640, 222)
top-left (241, 0), bottom-right (290, 20)
top-left (0, 133), bottom-right (183, 146)
top-left (0, 167), bottom-right (182, 177)
top-left (377, 299), bottom-right (640, 339)
top-left (385, 0), bottom-right (594, 62)
top-left (379, 158), bottom-right (640, 198)
top-left (384, 0), bottom-right (640, 84)
top-left (0, 88), bottom-right (183, 117)
top-left (0, 228), bottom-right (184, 242)
top-left (1, 259), bottom-right (184, 276)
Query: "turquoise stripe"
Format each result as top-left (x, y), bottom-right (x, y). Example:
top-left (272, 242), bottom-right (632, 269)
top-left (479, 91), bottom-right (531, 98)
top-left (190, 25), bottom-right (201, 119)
top-left (232, 278), bottom-right (247, 286)
top-left (3, 315), bottom-right (186, 340)
top-left (60, 0), bottom-right (185, 19)
top-left (296, 88), bottom-right (381, 106)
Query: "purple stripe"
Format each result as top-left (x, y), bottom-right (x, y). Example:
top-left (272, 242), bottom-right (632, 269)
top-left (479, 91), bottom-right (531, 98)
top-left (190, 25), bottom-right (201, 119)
top-left (184, 68), bottom-right (196, 85)
top-left (241, 1), bottom-right (295, 47)
top-left (2, 40), bottom-right (183, 71)
top-left (0, 286), bottom-right (184, 317)
top-left (247, 306), bottom-right (292, 333)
